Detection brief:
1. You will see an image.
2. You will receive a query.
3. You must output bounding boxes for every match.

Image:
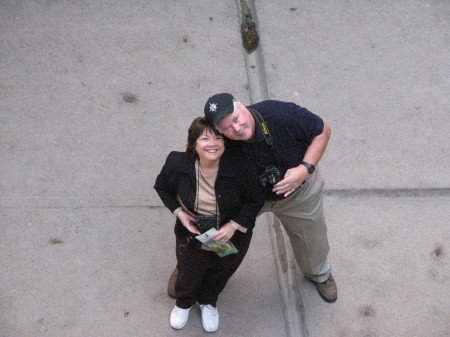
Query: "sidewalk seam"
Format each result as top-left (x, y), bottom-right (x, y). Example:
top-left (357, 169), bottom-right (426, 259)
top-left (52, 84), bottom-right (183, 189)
top-left (325, 188), bottom-right (450, 198)
top-left (2, 190), bottom-right (448, 209)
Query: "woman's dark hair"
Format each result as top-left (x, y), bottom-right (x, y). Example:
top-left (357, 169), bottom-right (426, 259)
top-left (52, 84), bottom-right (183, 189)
top-left (186, 117), bottom-right (221, 156)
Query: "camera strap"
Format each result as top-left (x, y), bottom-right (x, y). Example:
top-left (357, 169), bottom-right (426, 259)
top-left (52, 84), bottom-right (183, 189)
top-left (249, 108), bottom-right (274, 149)
top-left (248, 108), bottom-right (282, 175)
top-left (177, 195), bottom-right (196, 217)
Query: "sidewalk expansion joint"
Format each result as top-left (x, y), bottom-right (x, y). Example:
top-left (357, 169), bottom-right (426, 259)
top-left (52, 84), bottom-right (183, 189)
top-left (1, 189), bottom-right (448, 209)
top-left (325, 188), bottom-right (450, 198)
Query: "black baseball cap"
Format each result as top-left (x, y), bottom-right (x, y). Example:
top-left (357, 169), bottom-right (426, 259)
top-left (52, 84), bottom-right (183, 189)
top-left (204, 93), bottom-right (236, 128)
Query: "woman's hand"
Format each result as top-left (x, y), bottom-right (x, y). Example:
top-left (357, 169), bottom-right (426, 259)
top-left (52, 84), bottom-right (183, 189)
top-left (210, 222), bottom-right (236, 243)
top-left (177, 210), bottom-right (201, 235)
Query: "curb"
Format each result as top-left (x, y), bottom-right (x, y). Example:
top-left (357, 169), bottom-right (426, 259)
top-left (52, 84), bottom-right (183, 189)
top-left (235, 1), bottom-right (308, 336)
top-left (267, 213), bottom-right (308, 337)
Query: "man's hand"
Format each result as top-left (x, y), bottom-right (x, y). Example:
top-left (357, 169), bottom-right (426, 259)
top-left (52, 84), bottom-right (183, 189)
top-left (273, 165), bottom-right (309, 197)
top-left (177, 210), bottom-right (201, 235)
top-left (273, 122), bottom-right (331, 198)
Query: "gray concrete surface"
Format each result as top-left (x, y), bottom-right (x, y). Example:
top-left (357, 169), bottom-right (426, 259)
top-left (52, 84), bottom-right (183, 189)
top-left (1, 1), bottom-right (449, 336)
top-left (0, 210), bottom-right (285, 337)
top-left (299, 196), bottom-right (449, 337)
top-left (255, 0), bottom-right (450, 189)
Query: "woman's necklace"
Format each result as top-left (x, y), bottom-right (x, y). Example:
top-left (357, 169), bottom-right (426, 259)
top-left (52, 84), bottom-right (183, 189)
top-left (199, 165), bottom-right (218, 177)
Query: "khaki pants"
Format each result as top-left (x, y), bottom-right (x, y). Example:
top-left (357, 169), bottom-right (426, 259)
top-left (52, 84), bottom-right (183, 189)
top-left (259, 169), bottom-right (331, 283)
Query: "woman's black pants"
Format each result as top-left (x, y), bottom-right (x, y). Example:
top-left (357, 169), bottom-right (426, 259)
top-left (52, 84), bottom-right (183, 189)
top-left (174, 232), bottom-right (252, 309)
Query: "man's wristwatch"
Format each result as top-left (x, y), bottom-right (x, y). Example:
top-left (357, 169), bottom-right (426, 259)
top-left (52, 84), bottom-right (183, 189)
top-left (300, 161), bottom-right (315, 174)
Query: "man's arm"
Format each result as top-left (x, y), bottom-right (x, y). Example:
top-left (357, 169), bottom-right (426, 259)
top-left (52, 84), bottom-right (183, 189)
top-left (302, 121), bottom-right (331, 166)
top-left (273, 122), bottom-right (331, 197)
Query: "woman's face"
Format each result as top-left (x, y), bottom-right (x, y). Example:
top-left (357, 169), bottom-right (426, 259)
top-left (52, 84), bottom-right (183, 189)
top-left (195, 128), bottom-right (225, 163)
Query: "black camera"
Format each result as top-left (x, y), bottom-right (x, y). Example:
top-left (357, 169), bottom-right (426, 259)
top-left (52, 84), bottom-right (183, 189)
top-left (195, 214), bottom-right (217, 233)
top-left (259, 165), bottom-right (282, 187)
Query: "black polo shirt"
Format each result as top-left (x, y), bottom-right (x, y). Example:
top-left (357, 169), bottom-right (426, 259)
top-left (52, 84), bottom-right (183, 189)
top-left (228, 100), bottom-right (324, 200)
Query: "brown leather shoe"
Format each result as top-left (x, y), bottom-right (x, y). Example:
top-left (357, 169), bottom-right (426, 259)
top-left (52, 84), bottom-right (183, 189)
top-left (167, 268), bottom-right (178, 299)
top-left (315, 274), bottom-right (337, 303)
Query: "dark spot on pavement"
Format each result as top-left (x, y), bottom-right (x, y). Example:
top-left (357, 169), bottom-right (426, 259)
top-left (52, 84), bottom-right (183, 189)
top-left (122, 92), bottom-right (138, 103)
top-left (182, 36), bottom-right (188, 43)
top-left (49, 238), bottom-right (64, 245)
top-left (240, 1), bottom-right (259, 53)
top-left (360, 305), bottom-right (375, 317)
top-left (290, 8), bottom-right (297, 12)
top-left (433, 245), bottom-right (443, 258)
top-left (209, 17), bottom-right (213, 21)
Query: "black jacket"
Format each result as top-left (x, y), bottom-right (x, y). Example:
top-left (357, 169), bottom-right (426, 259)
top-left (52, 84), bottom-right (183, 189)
top-left (154, 151), bottom-right (264, 243)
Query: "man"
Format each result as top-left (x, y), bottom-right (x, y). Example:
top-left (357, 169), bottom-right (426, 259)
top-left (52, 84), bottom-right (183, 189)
top-left (169, 93), bottom-right (336, 303)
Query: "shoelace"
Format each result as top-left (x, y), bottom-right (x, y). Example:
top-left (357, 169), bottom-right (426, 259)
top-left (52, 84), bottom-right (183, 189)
top-left (202, 305), bottom-right (218, 317)
top-left (173, 307), bottom-right (189, 317)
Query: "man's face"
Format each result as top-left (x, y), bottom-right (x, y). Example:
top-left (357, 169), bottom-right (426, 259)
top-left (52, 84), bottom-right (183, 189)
top-left (216, 104), bottom-right (255, 141)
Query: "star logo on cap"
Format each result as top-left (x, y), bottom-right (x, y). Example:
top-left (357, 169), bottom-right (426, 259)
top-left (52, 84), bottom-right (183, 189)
top-left (209, 103), bottom-right (218, 112)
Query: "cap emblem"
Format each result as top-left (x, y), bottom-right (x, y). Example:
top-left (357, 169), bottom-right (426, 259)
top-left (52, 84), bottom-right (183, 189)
top-left (209, 103), bottom-right (218, 112)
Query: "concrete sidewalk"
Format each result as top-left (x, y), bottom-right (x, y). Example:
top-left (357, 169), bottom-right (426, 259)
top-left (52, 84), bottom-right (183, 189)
top-left (1, 1), bottom-right (449, 336)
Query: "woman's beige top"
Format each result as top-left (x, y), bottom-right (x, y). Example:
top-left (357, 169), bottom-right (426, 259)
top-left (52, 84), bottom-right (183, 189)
top-left (172, 160), bottom-right (246, 232)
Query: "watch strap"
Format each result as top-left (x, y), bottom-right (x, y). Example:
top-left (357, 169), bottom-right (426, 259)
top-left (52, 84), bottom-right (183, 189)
top-left (301, 161), bottom-right (315, 174)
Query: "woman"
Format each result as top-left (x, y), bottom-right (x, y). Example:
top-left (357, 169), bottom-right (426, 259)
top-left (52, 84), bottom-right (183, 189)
top-left (154, 117), bottom-right (263, 332)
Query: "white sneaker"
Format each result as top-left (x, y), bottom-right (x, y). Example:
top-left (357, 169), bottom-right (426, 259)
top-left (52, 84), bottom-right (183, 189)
top-left (200, 304), bottom-right (219, 332)
top-left (170, 305), bottom-right (192, 330)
